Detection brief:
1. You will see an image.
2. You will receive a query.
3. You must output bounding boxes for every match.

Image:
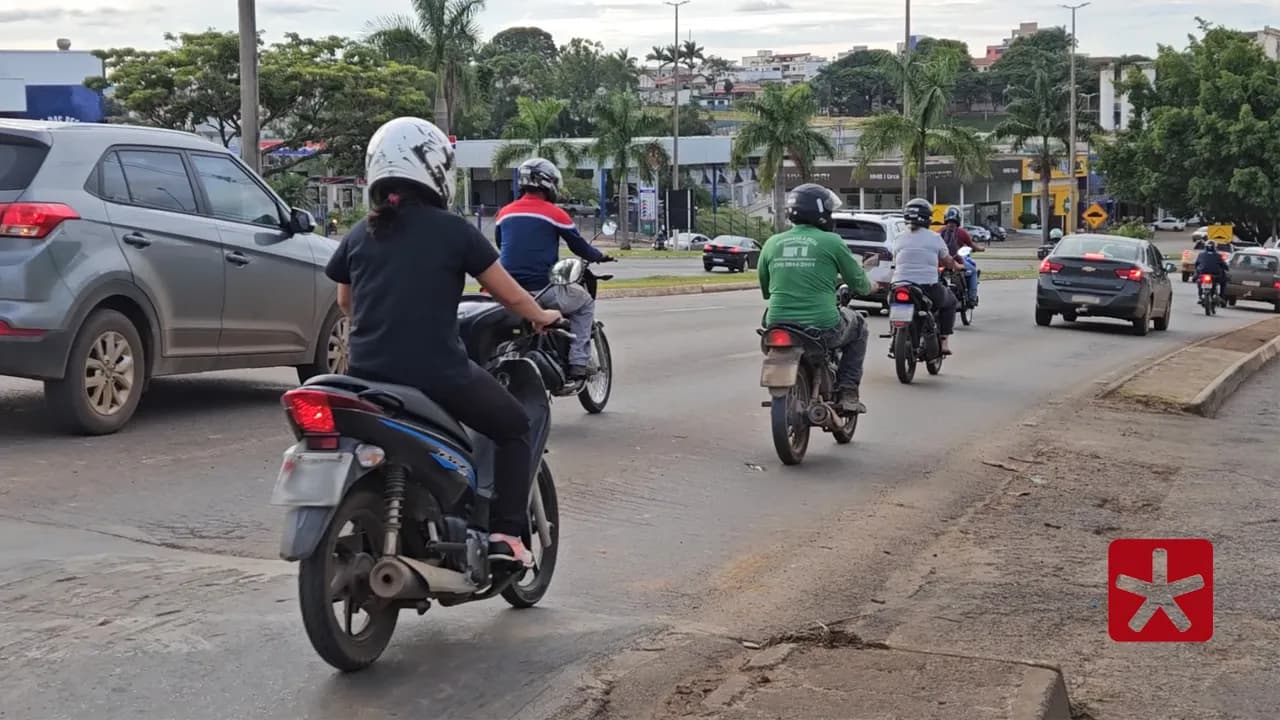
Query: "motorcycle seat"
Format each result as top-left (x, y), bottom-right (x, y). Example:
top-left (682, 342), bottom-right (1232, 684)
top-left (303, 374), bottom-right (472, 451)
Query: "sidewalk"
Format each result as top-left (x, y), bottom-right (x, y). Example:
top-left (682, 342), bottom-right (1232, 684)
top-left (578, 359), bottom-right (1280, 719)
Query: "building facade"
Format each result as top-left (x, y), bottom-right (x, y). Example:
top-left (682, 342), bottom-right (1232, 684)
top-left (0, 43), bottom-right (105, 123)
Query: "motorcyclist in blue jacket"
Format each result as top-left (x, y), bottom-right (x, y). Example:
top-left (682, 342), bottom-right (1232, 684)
top-left (1195, 241), bottom-right (1230, 304)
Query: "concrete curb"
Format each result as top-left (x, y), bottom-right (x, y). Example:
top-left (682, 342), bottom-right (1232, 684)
top-left (1096, 315), bottom-right (1280, 400)
top-left (1189, 331), bottom-right (1280, 417)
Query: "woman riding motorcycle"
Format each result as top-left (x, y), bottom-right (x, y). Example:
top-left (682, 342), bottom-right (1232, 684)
top-left (323, 117), bottom-right (562, 567)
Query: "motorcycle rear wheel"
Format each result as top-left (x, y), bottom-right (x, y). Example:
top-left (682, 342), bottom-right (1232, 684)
top-left (502, 460), bottom-right (560, 608)
top-left (578, 325), bottom-right (613, 414)
top-left (927, 357), bottom-right (944, 375)
top-left (770, 368), bottom-right (811, 466)
top-left (960, 302), bottom-right (973, 327)
top-left (832, 409), bottom-right (858, 445)
top-left (893, 329), bottom-right (917, 384)
top-left (298, 487), bottom-right (399, 673)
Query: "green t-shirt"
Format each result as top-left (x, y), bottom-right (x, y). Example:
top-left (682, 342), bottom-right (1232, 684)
top-left (758, 224), bottom-right (871, 329)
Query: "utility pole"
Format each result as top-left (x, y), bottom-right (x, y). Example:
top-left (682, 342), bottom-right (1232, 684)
top-left (1062, 2), bottom-right (1089, 235)
top-left (666, 0), bottom-right (689, 192)
top-left (901, 0), bottom-right (912, 202)
top-left (237, 0), bottom-right (260, 173)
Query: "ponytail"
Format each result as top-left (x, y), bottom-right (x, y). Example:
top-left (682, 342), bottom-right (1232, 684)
top-left (366, 182), bottom-right (444, 238)
top-left (367, 193), bottom-right (402, 237)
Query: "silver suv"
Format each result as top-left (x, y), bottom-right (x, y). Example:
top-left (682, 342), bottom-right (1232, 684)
top-left (830, 211), bottom-right (906, 312)
top-left (0, 120), bottom-right (347, 435)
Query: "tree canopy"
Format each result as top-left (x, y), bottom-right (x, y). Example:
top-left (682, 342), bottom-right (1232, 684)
top-left (87, 32), bottom-right (432, 175)
top-left (1097, 23), bottom-right (1280, 239)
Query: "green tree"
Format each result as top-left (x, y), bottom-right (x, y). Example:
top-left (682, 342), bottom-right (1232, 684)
top-left (601, 48), bottom-right (642, 92)
top-left (812, 49), bottom-right (897, 116)
top-left (990, 27), bottom-right (1098, 107)
top-left (491, 97), bottom-right (582, 171)
top-left (475, 26), bottom-right (560, 134)
top-left (992, 65), bottom-right (1076, 244)
top-left (731, 83), bottom-right (837, 230)
top-left (646, 44), bottom-right (677, 71)
top-left (366, 0), bottom-right (486, 134)
top-left (589, 92), bottom-right (669, 248)
top-left (556, 38), bottom-right (611, 135)
top-left (856, 53), bottom-right (992, 199)
top-left (1098, 23), bottom-right (1280, 240)
top-left (88, 33), bottom-right (432, 176)
top-left (680, 40), bottom-right (706, 74)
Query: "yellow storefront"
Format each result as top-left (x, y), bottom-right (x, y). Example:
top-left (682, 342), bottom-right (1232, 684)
top-left (1012, 156), bottom-right (1087, 231)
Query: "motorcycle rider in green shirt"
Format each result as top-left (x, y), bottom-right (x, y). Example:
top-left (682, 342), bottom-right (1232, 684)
top-left (758, 184), bottom-right (873, 414)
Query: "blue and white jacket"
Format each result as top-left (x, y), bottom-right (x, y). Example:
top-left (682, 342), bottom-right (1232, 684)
top-left (496, 195), bottom-right (606, 292)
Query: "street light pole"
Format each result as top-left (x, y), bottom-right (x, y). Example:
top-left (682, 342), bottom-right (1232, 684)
top-left (901, 0), bottom-right (912, 202)
top-left (666, 1), bottom-right (689, 193)
top-left (1063, 2), bottom-right (1089, 235)
top-left (237, 0), bottom-right (260, 173)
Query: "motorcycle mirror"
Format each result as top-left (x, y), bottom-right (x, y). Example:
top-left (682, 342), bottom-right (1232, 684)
top-left (836, 284), bottom-right (852, 307)
top-left (957, 246), bottom-right (973, 258)
top-left (601, 220), bottom-right (618, 237)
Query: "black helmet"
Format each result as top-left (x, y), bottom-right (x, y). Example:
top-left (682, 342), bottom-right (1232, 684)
top-left (904, 197), bottom-right (933, 228)
top-left (944, 206), bottom-right (962, 226)
top-left (786, 183), bottom-right (842, 230)
top-left (517, 157), bottom-right (563, 202)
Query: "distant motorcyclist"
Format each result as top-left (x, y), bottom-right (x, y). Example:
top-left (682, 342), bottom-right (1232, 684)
top-left (758, 184), bottom-right (872, 414)
top-left (1195, 240), bottom-right (1230, 303)
top-left (1049, 228), bottom-right (1063, 244)
top-left (939, 207), bottom-right (983, 306)
top-left (496, 158), bottom-right (614, 378)
top-left (891, 198), bottom-right (965, 356)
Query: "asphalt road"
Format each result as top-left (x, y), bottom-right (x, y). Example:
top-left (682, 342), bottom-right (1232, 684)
top-left (606, 254), bottom-right (1040, 279)
top-left (0, 278), bottom-right (1265, 720)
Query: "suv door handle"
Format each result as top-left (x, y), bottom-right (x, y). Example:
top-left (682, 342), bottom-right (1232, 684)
top-left (122, 232), bottom-right (152, 248)
top-left (225, 251), bottom-right (251, 266)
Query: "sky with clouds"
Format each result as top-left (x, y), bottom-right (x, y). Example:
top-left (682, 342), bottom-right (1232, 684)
top-left (0, 0), bottom-right (1274, 62)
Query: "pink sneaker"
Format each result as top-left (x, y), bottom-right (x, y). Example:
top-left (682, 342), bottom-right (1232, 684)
top-left (489, 533), bottom-right (534, 568)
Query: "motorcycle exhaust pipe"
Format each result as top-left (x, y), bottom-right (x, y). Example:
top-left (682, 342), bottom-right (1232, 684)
top-left (370, 556), bottom-right (428, 599)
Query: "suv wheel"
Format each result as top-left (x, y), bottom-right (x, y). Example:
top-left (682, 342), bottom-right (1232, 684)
top-left (45, 309), bottom-right (147, 435)
top-left (297, 307), bottom-right (349, 383)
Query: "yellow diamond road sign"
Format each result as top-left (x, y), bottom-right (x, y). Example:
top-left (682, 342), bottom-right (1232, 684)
top-left (1083, 203), bottom-right (1108, 229)
top-left (1208, 224), bottom-right (1234, 242)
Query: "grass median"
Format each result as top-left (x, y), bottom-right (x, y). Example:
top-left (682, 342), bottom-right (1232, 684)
top-left (557, 249), bottom-right (705, 260)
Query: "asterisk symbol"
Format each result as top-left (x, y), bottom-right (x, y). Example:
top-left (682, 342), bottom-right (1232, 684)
top-left (1115, 547), bottom-right (1205, 633)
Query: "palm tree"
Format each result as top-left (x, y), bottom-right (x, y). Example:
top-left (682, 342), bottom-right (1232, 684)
top-left (731, 83), bottom-right (838, 231)
top-left (857, 53), bottom-right (992, 200)
top-left (680, 40), bottom-right (706, 74)
top-left (491, 97), bottom-right (582, 173)
top-left (366, 0), bottom-right (485, 134)
top-left (603, 48), bottom-right (642, 91)
top-left (993, 65), bottom-right (1094, 244)
top-left (589, 92), bottom-right (670, 249)
top-left (646, 45), bottom-right (677, 71)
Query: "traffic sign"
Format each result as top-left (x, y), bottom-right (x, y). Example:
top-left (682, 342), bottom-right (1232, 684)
top-left (1083, 203), bottom-right (1108, 229)
top-left (1207, 224), bottom-right (1233, 242)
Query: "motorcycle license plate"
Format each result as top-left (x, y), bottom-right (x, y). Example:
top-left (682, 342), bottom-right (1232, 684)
top-left (1071, 295), bottom-right (1101, 304)
top-left (1244, 280), bottom-right (1261, 287)
top-left (889, 303), bottom-right (914, 322)
top-left (270, 445), bottom-right (353, 507)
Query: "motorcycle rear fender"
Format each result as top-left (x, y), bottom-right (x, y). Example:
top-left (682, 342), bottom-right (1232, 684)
top-left (761, 347), bottom-right (804, 390)
top-left (279, 463), bottom-right (378, 562)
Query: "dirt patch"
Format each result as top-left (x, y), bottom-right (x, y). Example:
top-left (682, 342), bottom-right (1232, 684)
top-left (1202, 316), bottom-right (1280, 353)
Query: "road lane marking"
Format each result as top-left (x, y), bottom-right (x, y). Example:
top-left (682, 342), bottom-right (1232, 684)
top-left (662, 305), bottom-right (727, 313)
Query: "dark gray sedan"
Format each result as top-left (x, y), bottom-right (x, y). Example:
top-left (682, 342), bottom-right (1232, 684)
top-left (1035, 234), bottom-right (1174, 335)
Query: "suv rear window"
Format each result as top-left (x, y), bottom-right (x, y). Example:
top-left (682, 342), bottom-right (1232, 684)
top-left (0, 141), bottom-right (49, 190)
top-left (832, 218), bottom-right (887, 244)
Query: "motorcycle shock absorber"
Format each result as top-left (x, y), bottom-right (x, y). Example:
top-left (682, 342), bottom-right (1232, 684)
top-left (383, 465), bottom-right (408, 556)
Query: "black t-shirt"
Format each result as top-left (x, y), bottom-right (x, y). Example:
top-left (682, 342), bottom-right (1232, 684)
top-left (324, 203), bottom-right (499, 390)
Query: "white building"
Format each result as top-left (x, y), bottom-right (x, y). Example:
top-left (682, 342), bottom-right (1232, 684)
top-left (1098, 61), bottom-right (1156, 132)
top-left (736, 50), bottom-right (827, 84)
top-left (1253, 26), bottom-right (1280, 60)
top-left (0, 41), bottom-right (105, 121)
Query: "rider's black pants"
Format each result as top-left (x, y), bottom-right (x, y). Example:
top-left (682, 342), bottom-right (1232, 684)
top-left (919, 283), bottom-right (958, 335)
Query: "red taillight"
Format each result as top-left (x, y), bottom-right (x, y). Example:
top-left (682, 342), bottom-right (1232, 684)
top-left (1039, 259), bottom-right (1063, 273)
top-left (1274, 282), bottom-right (1280, 290)
top-left (729, 246), bottom-right (741, 254)
top-left (1200, 274), bottom-right (1214, 284)
top-left (0, 202), bottom-right (80, 239)
top-left (0, 320), bottom-right (46, 337)
top-left (764, 328), bottom-right (795, 347)
top-left (893, 288), bottom-right (912, 303)
top-left (282, 388), bottom-right (379, 435)
top-left (703, 244), bottom-right (713, 252)
top-left (1115, 267), bottom-right (1145, 281)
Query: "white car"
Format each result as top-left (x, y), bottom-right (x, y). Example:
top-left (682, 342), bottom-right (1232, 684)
top-left (673, 232), bottom-right (710, 251)
top-left (830, 212), bottom-right (908, 311)
top-left (1151, 217), bottom-right (1187, 232)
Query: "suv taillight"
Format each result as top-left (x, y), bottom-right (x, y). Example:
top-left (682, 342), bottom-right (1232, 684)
top-left (0, 203), bottom-right (80, 239)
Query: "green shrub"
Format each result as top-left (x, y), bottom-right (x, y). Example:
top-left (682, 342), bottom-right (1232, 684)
top-left (1018, 212), bottom-right (1041, 228)
top-left (1109, 218), bottom-right (1154, 240)
top-left (694, 207), bottom-right (776, 244)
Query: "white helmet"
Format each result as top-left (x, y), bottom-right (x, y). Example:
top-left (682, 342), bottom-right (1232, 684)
top-left (365, 117), bottom-right (456, 208)
top-left (518, 157), bottom-right (564, 202)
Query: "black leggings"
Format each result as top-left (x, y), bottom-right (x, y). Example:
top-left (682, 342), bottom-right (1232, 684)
top-left (359, 363), bottom-right (533, 537)
top-left (920, 283), bottom-right (958, 336)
